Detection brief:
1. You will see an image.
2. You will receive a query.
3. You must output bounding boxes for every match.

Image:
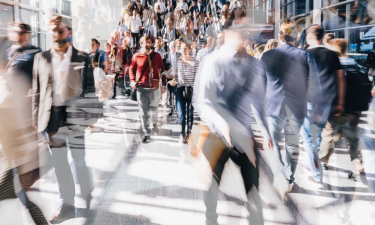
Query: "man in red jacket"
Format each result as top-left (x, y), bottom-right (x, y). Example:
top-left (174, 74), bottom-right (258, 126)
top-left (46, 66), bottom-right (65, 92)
top-left (130, 36), bottom-right (166, 143)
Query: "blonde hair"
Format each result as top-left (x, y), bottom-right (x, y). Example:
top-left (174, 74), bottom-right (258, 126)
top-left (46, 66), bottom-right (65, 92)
top-left (328, 38), bottom-right (347, 57)
top-left (264, 39), bottom-right (279, 52)
top-left (280, 23), bottom-right (299, 43)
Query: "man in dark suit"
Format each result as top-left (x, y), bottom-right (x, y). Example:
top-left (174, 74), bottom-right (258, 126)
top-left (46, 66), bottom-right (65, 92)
top-left (261, 23), bottom-right (322, 199)
top-left (32, 16), bottom-right (93, 223)
top-left (197, 0), bottom-right (206, 13)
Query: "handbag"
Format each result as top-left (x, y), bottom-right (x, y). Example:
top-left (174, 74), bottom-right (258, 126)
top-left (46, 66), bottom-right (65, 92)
top-left (183, 86), bottom-right (193, 99)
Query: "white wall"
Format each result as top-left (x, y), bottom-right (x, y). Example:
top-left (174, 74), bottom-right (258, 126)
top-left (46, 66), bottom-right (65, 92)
top-left (72, 0), bottom-right (124, 52)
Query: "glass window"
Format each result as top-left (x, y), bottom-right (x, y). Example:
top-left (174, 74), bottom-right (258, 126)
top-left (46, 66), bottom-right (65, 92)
top-left (349, 0), bottom-right (375, 26)
top-left (0, 4), bottom-right (14, 36)
top-left (19, 8), bottom-right (40, 32)
top-left (61, 0), bottom-right (71, 16)
top-left (19, 0), bottom-right (40, 8)
top-left (296, 0), bottom-right (306, 15)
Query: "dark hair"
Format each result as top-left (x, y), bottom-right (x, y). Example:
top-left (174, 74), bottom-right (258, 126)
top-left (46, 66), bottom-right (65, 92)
top-left (10, 22), bottom-right (31, 33)
top-left (140, 36), bottom-right (151, 45)
top-left (307, 25), bottom-right (325, 41)
top-left (91, 38), bottom-right (99, 45)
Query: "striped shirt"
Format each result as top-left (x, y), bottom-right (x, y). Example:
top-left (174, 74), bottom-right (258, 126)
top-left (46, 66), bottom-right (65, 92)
top-left (177, 58), bottom-right (199, 87)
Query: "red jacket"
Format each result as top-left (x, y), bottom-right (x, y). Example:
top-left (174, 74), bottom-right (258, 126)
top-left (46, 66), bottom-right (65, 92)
top-left (129, 51), bottom-right (166, 88)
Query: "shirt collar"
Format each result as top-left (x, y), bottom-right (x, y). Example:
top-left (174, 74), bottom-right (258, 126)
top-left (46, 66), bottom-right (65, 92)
top-left (52, 45), bottom-right (72, 58)
top-left (308, 45), bottom-right (326, 49)
top-left (141, 49), bottom-right (153, 55)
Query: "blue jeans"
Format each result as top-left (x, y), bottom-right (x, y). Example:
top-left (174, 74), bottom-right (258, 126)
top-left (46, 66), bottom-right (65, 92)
top-left (267, 106), bottom-right (303, 183)
top-left (47, 130), bottom-right (93, 206)
top-left (300, 112), bottom-right (324, 182)
top-left (176, 86), bottom-right (194, 135)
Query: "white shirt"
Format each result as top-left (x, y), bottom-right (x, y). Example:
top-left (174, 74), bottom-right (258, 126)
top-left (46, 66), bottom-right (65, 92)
top-left (176, 2), bottom-right (188, 13)
top-left (129, 16), bottom-right (142, 34)
top-left (154, 1), bottom-right (166, 12)
top-left (51, 45), bottom-right (72, 106)
top-left (170, 51), bottom-right (177, 76)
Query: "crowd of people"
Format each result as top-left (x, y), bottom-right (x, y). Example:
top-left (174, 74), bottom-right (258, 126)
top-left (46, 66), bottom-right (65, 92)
top-left (0, 0), bottom-right (374, 224)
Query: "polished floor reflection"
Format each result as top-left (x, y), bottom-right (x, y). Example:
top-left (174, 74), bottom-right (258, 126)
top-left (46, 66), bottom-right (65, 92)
top-left (1, 93), bottom-right (374, 225)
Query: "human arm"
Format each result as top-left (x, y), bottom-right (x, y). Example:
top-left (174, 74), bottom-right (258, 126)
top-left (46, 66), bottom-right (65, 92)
top-left (129, 54), bottom-right (137, 89)
top-left (334, 69), bottom-right (346, 116)
top-left (32, 53), bottom-right (40, 132)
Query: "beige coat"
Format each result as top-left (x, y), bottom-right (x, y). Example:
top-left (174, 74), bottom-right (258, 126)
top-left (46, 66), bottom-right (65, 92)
top-left (32, 47), bottom-right (90, 133)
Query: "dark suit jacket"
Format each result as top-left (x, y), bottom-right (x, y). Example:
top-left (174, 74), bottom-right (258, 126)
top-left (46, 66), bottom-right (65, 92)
top-left (197, 3), bottom-right (206, 13)
top-left (261, 43), bottom-right (321, 122)
top-left (32, 46), bottom-right (91, 133)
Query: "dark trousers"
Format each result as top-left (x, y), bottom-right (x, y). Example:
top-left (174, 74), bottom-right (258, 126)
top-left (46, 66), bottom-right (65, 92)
top-left (176, 86), bottom-right (194, 135)
top-left (132, 33), bottom-right (140, 50)
top-left (204, 148), bottom-right (261, 225)
top-left (167, 80), bottom-right (176, 108)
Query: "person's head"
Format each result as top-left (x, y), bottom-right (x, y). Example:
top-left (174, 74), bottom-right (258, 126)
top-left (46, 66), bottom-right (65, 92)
top-left (91, 38), bottom-right (99, 52)
top-left (169, 41), bottom-right (176, 53)
top-left (176, 38), bottom-right (182, 51)
top-left (7, 22), bottom-right (31, 44)
top-left (198, 0), bottom-right (202, 3)
top-left (216, 32), bottom-right (225, 48)
top-left (256, 44), bottom-right (265, 54)
top-left (264, 39), bottom-right (279, 52)
top-left (122, 38), bottom-right (128, 47)
top-left (156, 5), bottom-right (161, 11)
top-left (155, 37), bottom-right (162, 48)
top-left (132, 9), bottom-right (137, 16)
top-left (48, 16), bottom-right (69, 48)
top-left (140, 36), bottom-right (152, 51)
top-left (222, 5), bottom-right (229, 19)
top-left (109, 45), bottom-right (118, 61)
top-left (109, 36), bottom-right (115, 45)
top-left (328, 38), bottom-right (347, 57)
top-left (167, 18), bottom-right (173, 28)
top-left (306, 24), bottom-right (324, 46)
top-left (207, 36), bottom-right (214, 49)
top-left (105, 42), bottom-right (111, 51)
top-left (323, 33), bottom-right (335, 47)
top-left (180, 9), bottom-right (184, 16)
top-left (279, 22), bottom-right (299, 44)
top-left (125, 31), bottom-right (131, 37)
top-left (181, 42), bottom-right (191, 56)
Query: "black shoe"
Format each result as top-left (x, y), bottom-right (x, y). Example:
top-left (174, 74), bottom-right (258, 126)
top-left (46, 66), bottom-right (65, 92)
top-left (323, 165), bottom-right (328, 170)
top-left (49, 205), bottom-right (76, 224)
top-left (348, 172), bottom-right (357, 181)
top-left (86, 194), bottom-right (92, 209)
top-left (168, 109), bottom-right (173, 116)
top-left (184, 133), bottom-right (190, 144)
top-left (142, 136), bottom-right (150, 143)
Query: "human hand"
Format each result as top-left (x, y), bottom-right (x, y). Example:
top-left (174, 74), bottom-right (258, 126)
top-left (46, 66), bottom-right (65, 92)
top-left (263, 138), bottom-right (273, 151)
top-left (333, 104), bottom-right (344, 116)
top-left (130, 82), bottom-right (137, 90)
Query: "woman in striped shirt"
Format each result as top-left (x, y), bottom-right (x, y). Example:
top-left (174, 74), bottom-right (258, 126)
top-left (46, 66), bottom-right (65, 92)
top-left (175, 42), bottom-right (199, 143)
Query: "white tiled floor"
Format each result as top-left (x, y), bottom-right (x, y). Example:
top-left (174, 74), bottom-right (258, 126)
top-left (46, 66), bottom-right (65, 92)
top-left (1, 95), bottom-right (375, 225)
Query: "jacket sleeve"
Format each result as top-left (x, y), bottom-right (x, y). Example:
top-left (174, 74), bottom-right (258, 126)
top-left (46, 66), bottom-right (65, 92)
top-left (129, 54), bottom-right (137, 83)
top-left (32, 53), bottom-right (40, 131)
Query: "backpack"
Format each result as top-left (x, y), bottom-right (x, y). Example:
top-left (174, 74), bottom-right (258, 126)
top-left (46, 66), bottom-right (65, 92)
top-left (342, 59), bottom-right (372, 112)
